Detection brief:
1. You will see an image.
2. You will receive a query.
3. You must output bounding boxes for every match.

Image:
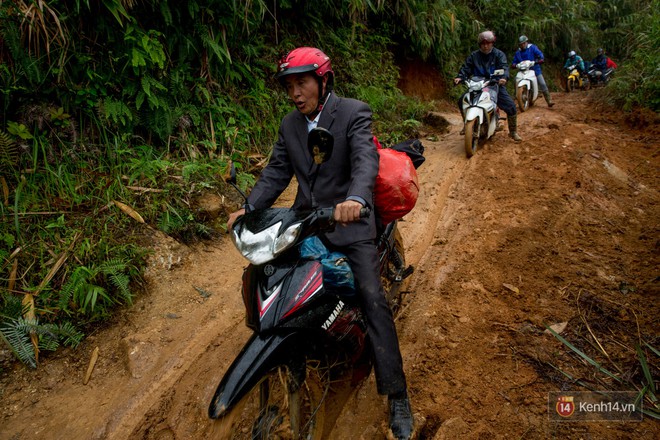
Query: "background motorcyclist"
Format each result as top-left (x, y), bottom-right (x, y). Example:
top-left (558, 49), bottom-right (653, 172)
top-left (454, 30), bottom-right (522, 142)
top-left (563, 50), bottom-right (586, 75)
top-left (227, 47), bottom-right (414, 440)
top-left (591, 48), bottom-right (617, 83)
top-left (512, 35), bottom-right (554, 107)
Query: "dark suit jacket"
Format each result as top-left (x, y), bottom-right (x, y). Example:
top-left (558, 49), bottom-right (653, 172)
top-left (247, 93), bottom-right (378, 246)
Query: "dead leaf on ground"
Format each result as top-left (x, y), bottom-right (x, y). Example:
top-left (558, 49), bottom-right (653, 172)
top-left (84, 347), bottom-right (100, 385)
top-left (113, 200), bottom-right (145, 223)
top-left (502, 283), bottom-right (520, 294)
top-left (544, 321), bottom-right (568, 335)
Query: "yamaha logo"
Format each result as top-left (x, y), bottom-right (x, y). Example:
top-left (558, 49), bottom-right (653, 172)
top-left (263, 265), bottom-right (275, 276)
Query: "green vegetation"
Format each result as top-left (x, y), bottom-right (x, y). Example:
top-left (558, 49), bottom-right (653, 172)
top-left (1, 1), bottom-right (657, 368)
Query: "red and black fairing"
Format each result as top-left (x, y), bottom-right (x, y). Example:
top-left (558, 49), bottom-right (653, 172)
top-left (210, 206), bottom-right (373, 420)
top-left (241, 255), bottom-right (366, 342)
top-left (210, 255), bottom-right (368, 420)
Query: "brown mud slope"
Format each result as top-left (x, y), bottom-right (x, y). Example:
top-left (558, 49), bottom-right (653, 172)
top-left (1, 92), bottom-right (659, 440)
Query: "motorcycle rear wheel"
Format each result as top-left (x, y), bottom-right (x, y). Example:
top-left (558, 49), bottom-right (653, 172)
top-left (464, 119), bottom-right (479, 158)
top-left (213, 365), bottom-right (327, 440)
top-left (516, 85), bottom-right (529, 112)
top-left (382, 226), bottom-right (407, 315)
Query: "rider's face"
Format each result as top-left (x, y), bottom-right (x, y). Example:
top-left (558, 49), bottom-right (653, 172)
top-left (519, 42), bottom-right (528, 50)
top-left (284, 73), bottom-right (327, 117)
top-left (479, 41), bottom-right (494, 54)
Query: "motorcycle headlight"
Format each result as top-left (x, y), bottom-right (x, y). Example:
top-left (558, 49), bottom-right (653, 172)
top-left (273, 222), bottom-right (302, 256)
top-left (232, 221), bottom-right (281, 265)
top-left (232, 221), bottom-right (302, 265)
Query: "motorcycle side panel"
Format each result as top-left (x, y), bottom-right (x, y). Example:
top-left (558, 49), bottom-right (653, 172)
top-left (244, 260), bottom-right (330, 332)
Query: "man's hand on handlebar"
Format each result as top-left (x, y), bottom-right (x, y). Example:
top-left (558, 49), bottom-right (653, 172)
top-left (334, 200), bottom-right (364, 225)
top-left (227, 208), bottom-right (245, 231)
top-left (498, 78), bottom-right (507, 86)
top-left (454, 77), bottom-right (462, 85)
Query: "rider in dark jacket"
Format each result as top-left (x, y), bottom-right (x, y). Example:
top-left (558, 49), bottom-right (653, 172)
top-left (454, 30), bottom-right (521, 142)
top-left (591, 48), bottom-right (608, 71)
top-left (591, 48), bottom-right (617, 84)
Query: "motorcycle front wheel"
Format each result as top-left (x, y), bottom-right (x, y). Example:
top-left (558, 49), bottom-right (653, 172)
top-left (464, 119), bottom-right (480, 158)
top-left (567, 78), bottom-right (575, 92)
top-left (211, 365), bottom-right (328, 439)
top-left (516, 85), bottom-right (529, 112)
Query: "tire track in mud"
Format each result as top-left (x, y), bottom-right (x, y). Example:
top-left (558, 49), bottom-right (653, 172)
top-left (331, 118), bottom-right (488, 439)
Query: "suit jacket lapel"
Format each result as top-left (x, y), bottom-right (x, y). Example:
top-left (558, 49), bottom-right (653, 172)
top-left (318, 93), bottom-right (337, 131)
top-left (294, 111), bottom-right (308, 160)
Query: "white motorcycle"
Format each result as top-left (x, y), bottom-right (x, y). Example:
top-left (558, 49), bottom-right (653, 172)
top-left (514, 60), bottom-right (538, 112)
top-left (459, 69), bottom-right (504, 158)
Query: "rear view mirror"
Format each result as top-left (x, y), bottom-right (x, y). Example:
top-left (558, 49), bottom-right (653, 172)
top-left (225, 161), bottom-right (237, 184)
top-left (224, 160), bottom-right (248, 205)
top-left (307, 127), bottom-right (334, 164)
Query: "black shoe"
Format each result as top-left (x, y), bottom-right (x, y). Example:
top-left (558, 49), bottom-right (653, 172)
top-left (389, 395), bottom-right (414, 440)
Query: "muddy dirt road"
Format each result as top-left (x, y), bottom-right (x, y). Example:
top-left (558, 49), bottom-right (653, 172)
top-left (1, 92), bottom-right (658, 439)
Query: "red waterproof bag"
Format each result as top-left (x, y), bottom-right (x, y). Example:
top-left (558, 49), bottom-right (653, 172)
top-left (373, 137), bottom-right (419, 224)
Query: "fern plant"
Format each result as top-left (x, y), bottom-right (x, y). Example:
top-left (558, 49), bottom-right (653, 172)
top-left (0, 315), bottom-right (84, 369)
top-left (0, 130), bottom-right (19, 168)
top-left (58, 257), bottom-right (134, 315)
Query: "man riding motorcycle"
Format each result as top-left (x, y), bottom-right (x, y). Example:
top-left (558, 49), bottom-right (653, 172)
top-left (563, 50), bottom-right (586, 75)
top-left (454, 30), bottom-right (522, 142)
top-left (590, 48), bottom-right (617, 84)
top-left (512, 35), bottom-right (554, 107)
top-left (227, 47), bottom-right (414, 440)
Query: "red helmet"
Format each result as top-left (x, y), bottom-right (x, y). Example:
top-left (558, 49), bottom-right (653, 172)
top-left (275, 47), bottom-right (334, 83)
top-left (478, 31), bottom-right (496, 45)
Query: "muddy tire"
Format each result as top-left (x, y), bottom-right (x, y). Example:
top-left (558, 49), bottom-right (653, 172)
top-left (464, 119), bottom-right (479, 158)
top-left (516, 85), bottom-right (529, 112)
top-left (212, 365), bottom-right (327, 439)
top-left (567, 78), bottom-right (575, 93)
top-left (382, 226), bottom-right (407, 315)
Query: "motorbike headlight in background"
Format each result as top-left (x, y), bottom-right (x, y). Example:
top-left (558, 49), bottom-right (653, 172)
top-left (468, 82), bottom-right (482, 92)
top-left (232, 221), bottom-right (283, 265)
top-left (273, 222), bottom-right (302, 256)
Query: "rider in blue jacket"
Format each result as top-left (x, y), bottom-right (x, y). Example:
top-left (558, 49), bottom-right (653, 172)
top-left (454, 30), bottom-right (522, 142)
top-left (512, 35), bottom-right (554, 107)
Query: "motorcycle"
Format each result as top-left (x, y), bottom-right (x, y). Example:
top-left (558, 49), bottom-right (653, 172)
top-left (208, 127), bottom-right (415, 439)
top-left (587, 64), bottom-right (614, 87)
top-left (459, 69), bottom-right (504, 158)
top-left (513, 60), bottom-right (538, 112)
top-left (564, 63), bottom-right (590, 92)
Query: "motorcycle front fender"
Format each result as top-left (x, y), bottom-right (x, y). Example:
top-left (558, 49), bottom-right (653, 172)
top-left (208, 331), bottom-right (304, 419)
top-left (517, 79), bottom-right (531, 90)
top-left (465, 106), bottom-right (485, 125)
